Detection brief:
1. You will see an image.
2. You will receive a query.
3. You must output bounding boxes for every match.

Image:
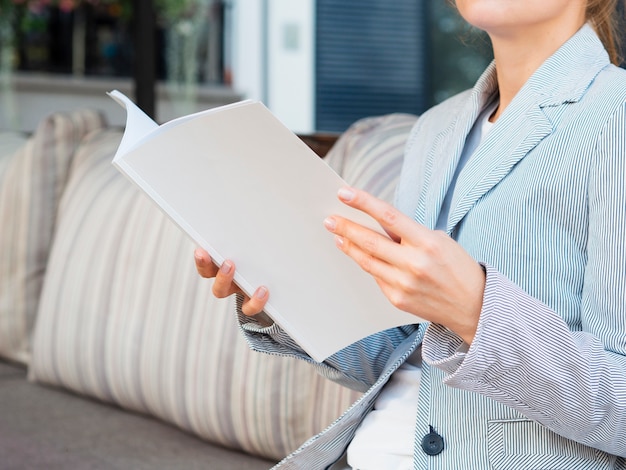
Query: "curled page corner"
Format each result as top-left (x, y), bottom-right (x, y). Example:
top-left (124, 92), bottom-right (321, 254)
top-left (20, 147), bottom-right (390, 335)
top-left (107, 90), bottom-right (160, 160)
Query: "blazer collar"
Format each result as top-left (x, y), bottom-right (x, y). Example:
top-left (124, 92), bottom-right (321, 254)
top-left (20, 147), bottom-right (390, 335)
top-left (419, 24), bottom-right (610, 233)
top-left (524, 23), bottom-right (610, 107)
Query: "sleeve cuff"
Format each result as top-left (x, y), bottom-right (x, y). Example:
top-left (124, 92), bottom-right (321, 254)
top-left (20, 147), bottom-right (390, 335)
top-left (422, 262), bottom-right (492, 376)
top-left (235, 294), bottom-right (305, 353)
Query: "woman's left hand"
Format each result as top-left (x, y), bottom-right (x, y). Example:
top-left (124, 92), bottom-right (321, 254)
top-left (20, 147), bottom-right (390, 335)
top-left (324, 187), bottom-right (486, 345)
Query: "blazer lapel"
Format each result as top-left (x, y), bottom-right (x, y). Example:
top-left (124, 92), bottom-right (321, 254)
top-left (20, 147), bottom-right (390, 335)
top-left (444, 24), bottom-right (608, 234)
top-left (445, 102), bottom-right (553, 233)
top-left (416, 64), bottom-right (499, 229)
top-left (415, 24), bottom-right (608, 233)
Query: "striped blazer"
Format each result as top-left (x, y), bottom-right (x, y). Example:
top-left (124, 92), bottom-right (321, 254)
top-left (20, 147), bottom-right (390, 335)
top-left (240, 24), bottom-right (626, 469)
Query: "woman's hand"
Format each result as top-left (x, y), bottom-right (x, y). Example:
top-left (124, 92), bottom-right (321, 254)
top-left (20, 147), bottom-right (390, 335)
top-left (194, 248), bottom-right (268, 316)
top-left (324, 187), bottom-right (486, 345)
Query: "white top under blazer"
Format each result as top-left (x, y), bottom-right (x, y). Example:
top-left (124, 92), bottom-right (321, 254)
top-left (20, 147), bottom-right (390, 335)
top-left (238, 24), bottom-right (626, 469)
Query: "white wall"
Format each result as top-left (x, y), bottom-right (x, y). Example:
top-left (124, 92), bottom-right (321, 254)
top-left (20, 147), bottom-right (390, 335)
top-left (266, 0), bottom-right (315, 133)
top-left (232, 0), bottom-right (315, 133)
top-left (231, 0), bottom-right (266, 104)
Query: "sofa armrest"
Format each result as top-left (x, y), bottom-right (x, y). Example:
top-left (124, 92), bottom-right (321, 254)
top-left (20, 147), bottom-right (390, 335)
top-left (298, 132), bottom-right (341, 158)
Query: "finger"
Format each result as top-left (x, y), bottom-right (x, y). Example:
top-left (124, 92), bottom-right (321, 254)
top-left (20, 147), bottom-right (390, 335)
top-left (325, 215), bottom-right (402, 268)
top-left (241, 286), bottom-right (269, 316)
top-left (337, 187), bottom-right (428, 243)
top-left (194, 248), bottom-right (218, 278)
top-left (334, 233), bottom-right (398, 283)
top-left (335, 234), bottom-right (433, 314)
top-left (212, 260), bottom-right (240, 298)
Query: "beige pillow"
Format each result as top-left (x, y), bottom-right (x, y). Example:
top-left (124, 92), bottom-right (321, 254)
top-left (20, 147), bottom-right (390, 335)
top-left (0, 131), bottom-right (28, 172)
top-left (30, 113), bottom-right (416, 460)
top-left (29, 128), bottom-right (361, 460)
top-left (324, 113), bottom-right (418, 204)
top-left (0, 110), bottom-right (105, 364)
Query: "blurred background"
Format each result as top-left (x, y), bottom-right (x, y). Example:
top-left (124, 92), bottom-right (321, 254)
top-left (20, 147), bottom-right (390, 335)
top-left (0, 0), bottom-right (622, 134)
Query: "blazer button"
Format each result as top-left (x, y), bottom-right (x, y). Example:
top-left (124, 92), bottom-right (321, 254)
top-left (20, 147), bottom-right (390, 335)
top-left (421, 426), bottom-right (444, 456)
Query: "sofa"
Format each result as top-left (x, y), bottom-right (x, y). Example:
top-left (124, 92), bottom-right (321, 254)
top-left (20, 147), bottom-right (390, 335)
top-left (0, 106), bottom-right (417, 469)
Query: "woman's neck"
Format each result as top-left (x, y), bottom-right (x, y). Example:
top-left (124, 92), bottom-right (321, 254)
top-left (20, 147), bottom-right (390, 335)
top-left (488, 21), bottom-right (586, 122)
top-left (490, 40), bottom-right (547, 121)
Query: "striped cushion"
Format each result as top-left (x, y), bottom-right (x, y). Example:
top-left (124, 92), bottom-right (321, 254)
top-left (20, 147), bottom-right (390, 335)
top-left (29, 113), bottom-right (415, 460)
top-left (0, 131), bottom-right (28, 173)
top-left (0, 110), bottom-right (105, 364)
top-left (324, 113), bottom-right (418, 204)
top-left (29, 128), bottom-right (361, 460)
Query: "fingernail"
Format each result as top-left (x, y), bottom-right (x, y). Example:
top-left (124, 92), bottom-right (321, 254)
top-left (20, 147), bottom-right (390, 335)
top-left (338, 187), bottom-right (355, 202)
top-left (255, 286), bottom-right (268, 299)
top-left (324, 217), bottom-right (336, 231)
top-left (220, 261), bottom-right (233, 275)
top-left (194, 249), bottom-right (203, 262)
top-left (335, 236), bottom-right (344, 248)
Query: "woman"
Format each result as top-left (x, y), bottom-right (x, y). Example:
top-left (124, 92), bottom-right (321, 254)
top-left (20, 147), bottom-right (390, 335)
top-left (195, 0), bottom-right (626, 467)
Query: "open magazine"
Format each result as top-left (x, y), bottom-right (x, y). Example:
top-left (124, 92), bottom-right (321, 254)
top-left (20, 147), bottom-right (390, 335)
top-left (108, 90), bottom-right (418, 362)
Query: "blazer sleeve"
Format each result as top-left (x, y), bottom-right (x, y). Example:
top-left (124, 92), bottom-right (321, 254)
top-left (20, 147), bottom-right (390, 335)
top-left (421, 102), bottom-right (626, 458)
top-left (234, 295), bottom-right (419, 392)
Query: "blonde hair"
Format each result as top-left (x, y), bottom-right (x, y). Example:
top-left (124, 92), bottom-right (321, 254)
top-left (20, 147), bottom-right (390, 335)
top-left (587, 0), bottom-right (623, 64)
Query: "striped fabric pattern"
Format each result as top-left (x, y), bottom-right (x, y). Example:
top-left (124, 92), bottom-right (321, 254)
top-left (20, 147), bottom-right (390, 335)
top-left (0, 110), bottom-right (105, 364)
top-left (324, 113), bottom-right (418, 204)
top-left (0, 131), bottom-right (28, 174)
top-left (28, 115), bottom-right (412, 461)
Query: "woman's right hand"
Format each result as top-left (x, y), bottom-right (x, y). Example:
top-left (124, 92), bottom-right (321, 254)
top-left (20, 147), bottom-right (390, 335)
top-left (194, 248), bottom-right (269, 316)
